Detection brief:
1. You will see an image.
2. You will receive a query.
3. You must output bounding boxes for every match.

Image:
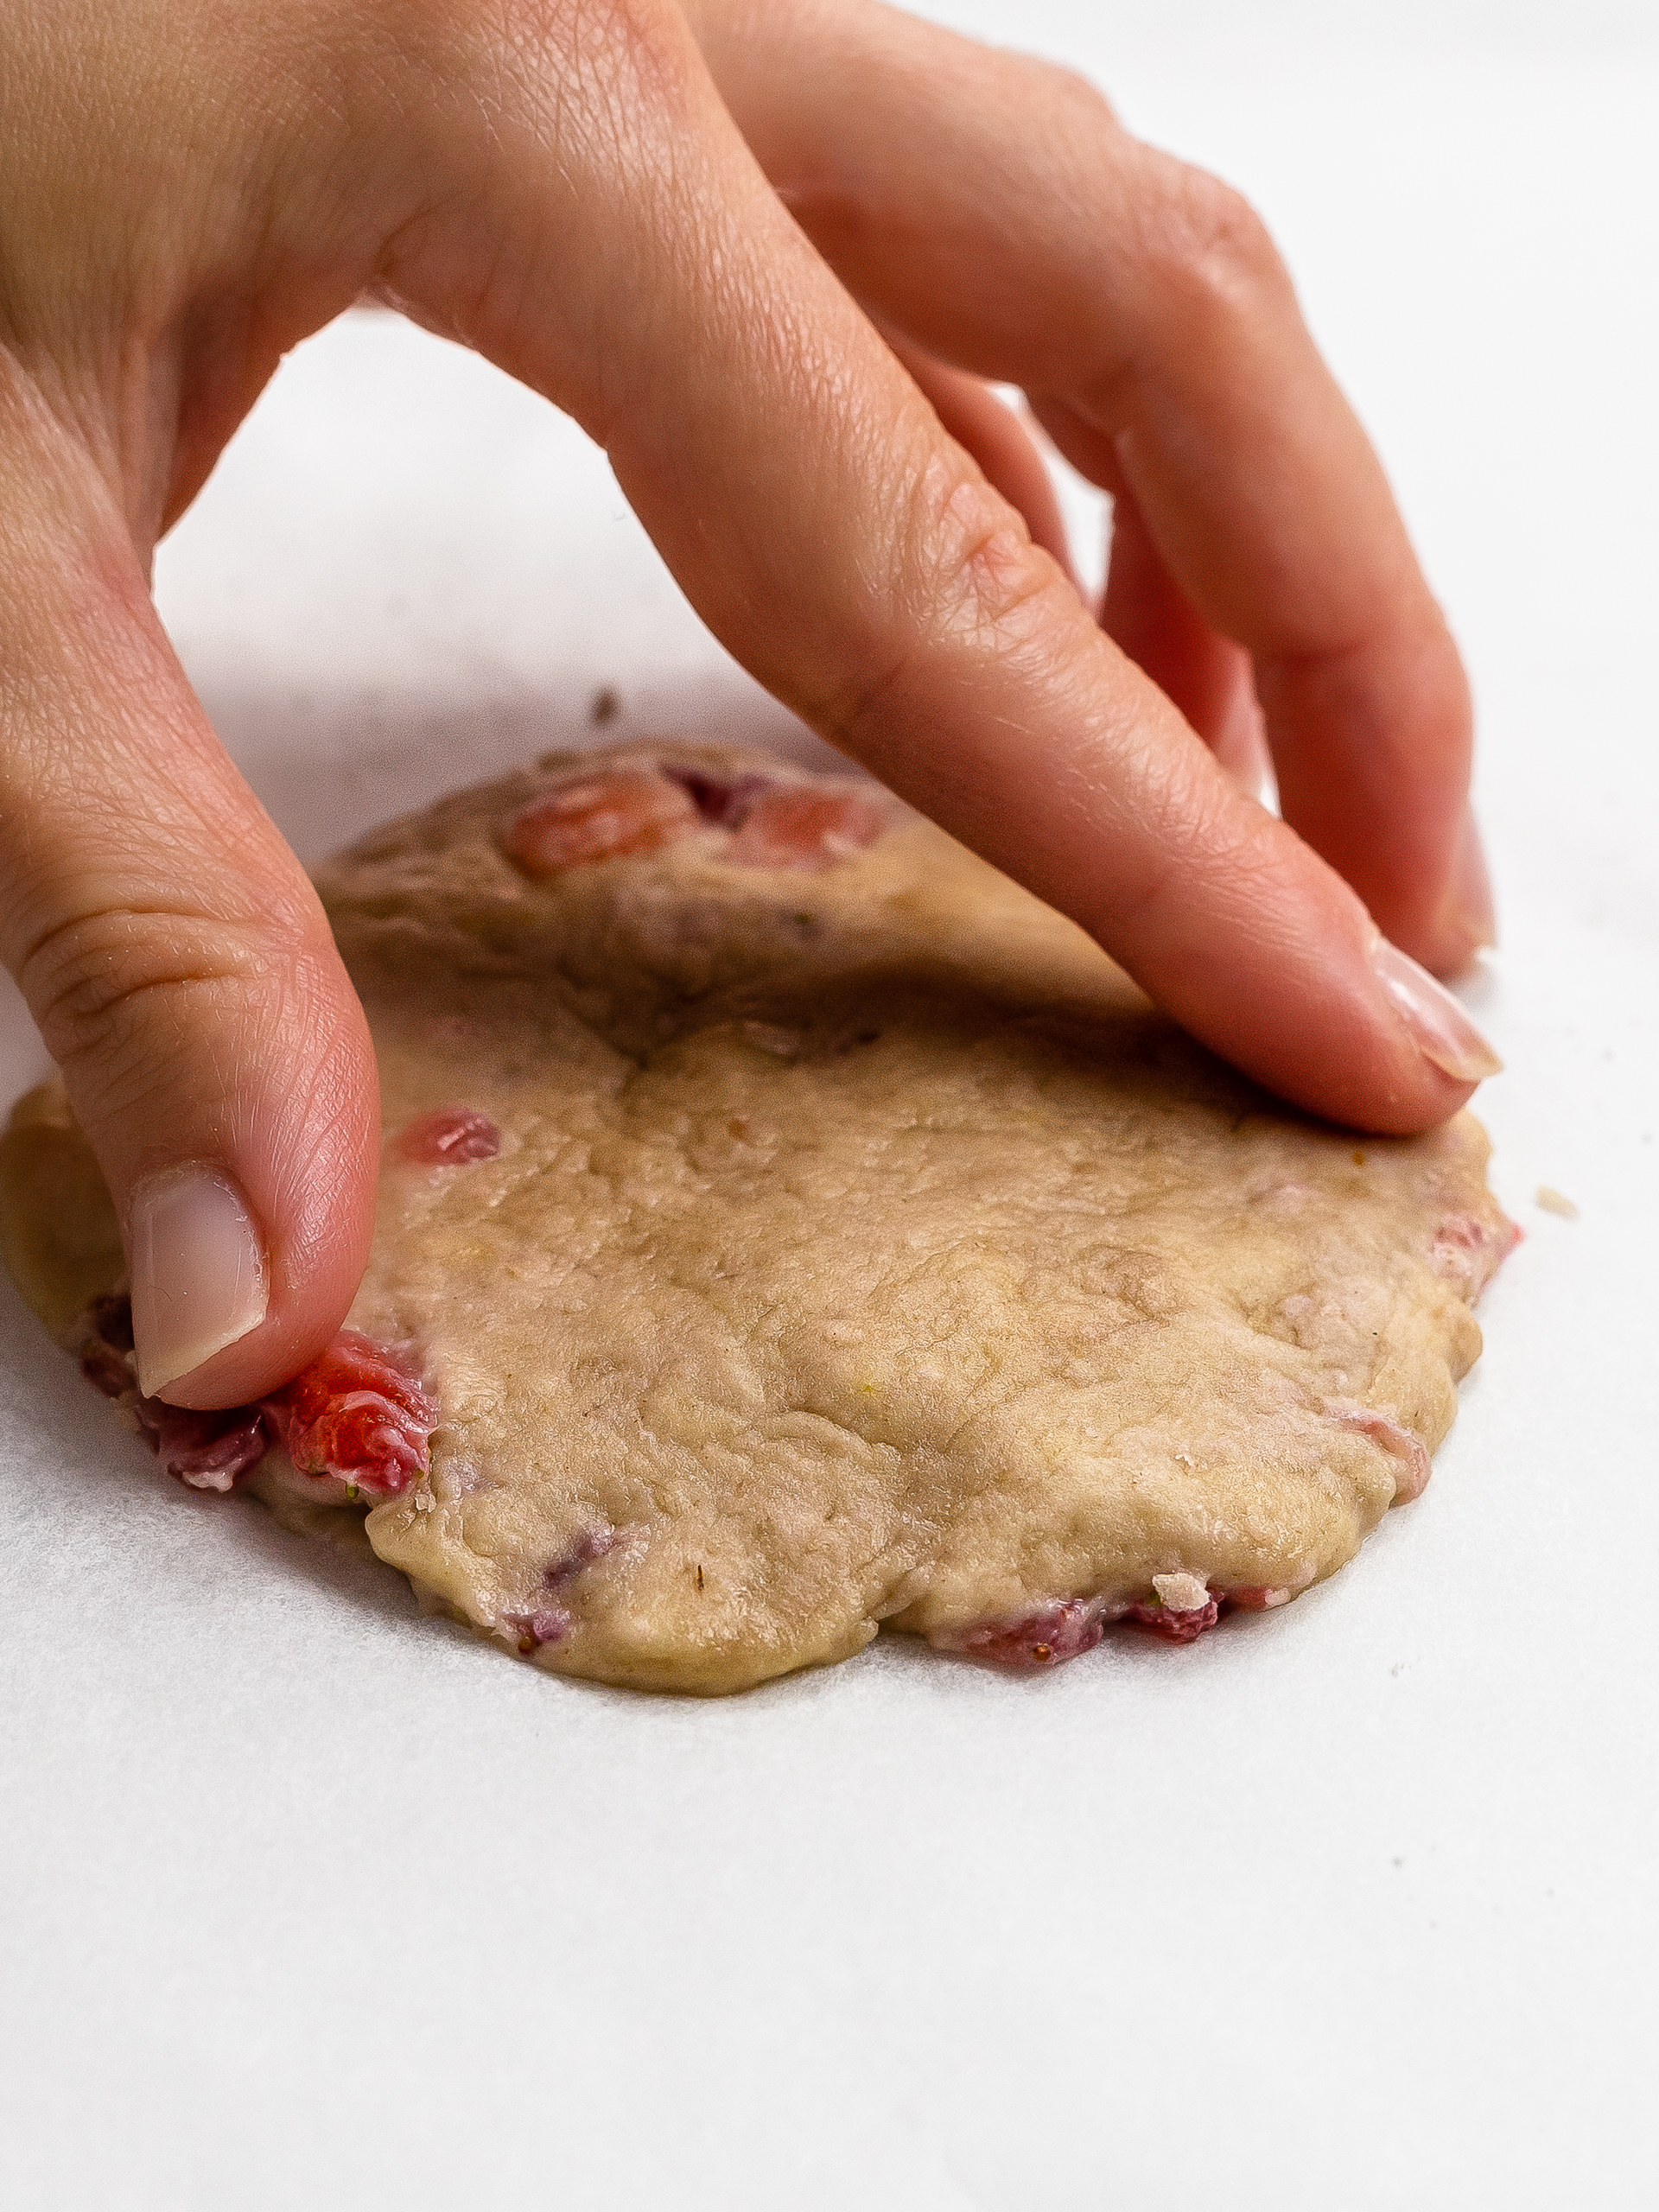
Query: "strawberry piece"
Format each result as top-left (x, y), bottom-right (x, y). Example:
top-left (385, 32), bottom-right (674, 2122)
top-left (1225, 1586), bottom-right (1292, 1611)
top-left (395, 1107), bottom-right (501, 1166)
top-left (502, 770), bottom-right (698, 874)
top-left (1430, 1211), bottom-right (1521, 1301)
top-left (505, 1606), bottom-right (572, 1653)
top-left (131, 1398), bottom-right (270, 1493)
top-left (76, 1290), bottom-right (270, 1491)
top-left (934, 1598), bottom-right (1106, 1671)
top-left (86, 1291), bottom-right (136, 1352)
top-left (261, 1331), bottom-right (435, 1497)
top-left (727, 785), bottom-right (887, 872)
top-left (1325, 1399), bottom-right (1433, 1504)
top-left (502, 1530), bottom-right (617, 1654)
top-left (80, 1340), bottom-right (134, 1400)
top-left (1122, 1594), bottom-right (1221, 1643)
top-left (73, 1294), bottom-right (431, 1502)
top-left (543, 1527), bottom-right (616, 1587)
top-left (661, 767), bottom-right (774, 827)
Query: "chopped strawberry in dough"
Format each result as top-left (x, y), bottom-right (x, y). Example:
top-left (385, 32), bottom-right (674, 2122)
top-left (504, 1606), bottom-right (572, 1652)
top-left (1119, 1592), bottom-right (1221, 1645)
top-left (260, 1332), bottom-right (435, 1497)
top-left (395, 1107), bottom-right (501, 1166)
top-left (70, 1292), bottom-right (435, 1501)
top-left (132, 1399), bottom-right (269, 1494)
top-left (502, 769), bottom-right (698, 875)
top-left (1324, 1399), bottom-right (1433, 1505)
top-left (661, 766), bottom-right (774, 826)
top-left (1430, 1211), bottom-right (1522, 1302)
top-left (1225, 1586), bottom-right (1294, 1611)
top-left (727, 785), bottom-right (887, 872)
top-left (931, 1599), bottom-right (1107, 1670)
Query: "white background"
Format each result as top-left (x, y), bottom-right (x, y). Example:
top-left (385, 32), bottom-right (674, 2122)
top-left (3, 4), bottom-right (1656, 2204)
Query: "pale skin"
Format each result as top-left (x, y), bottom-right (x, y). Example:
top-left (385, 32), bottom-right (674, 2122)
top-left (0, 0), bottom-right (1500, 1411)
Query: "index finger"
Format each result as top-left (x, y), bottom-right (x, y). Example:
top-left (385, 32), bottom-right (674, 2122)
top-left (690, 0), bottom-right (1491, 977)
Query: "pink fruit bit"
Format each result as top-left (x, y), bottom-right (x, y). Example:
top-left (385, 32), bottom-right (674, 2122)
top-left (932, 1598), bottom-right (1106, 1671)
top-left (1225, 1586), bottom-right (1294, 1612)
top-left (505, 1606), bottom-right (572, 1654)
top-left (1325, 1399), bottom-right (1433, 1505)
top-left (79, 1339), bottom-right (134, 1401)
top-left (502, 768), bottom-right (698, 875)
top-left (72, 1297), bottom-right (432, 1502)
top-left (132, 1399), bottom-right (270, 1494)
top-left (1122, 1589), bottom-right (1222, 1643)
top-left (543, 1527), bottom-right (616, 1588)
top-left (661, 766), bottom-right (774, 827)
top-left (261, 1331), bottom-right (435, 1498)
top-left (394, 1106), bottom-right (501, 1166)
top-left (75, 1293), bottom-right (270, 1492)
top-left (502, 1529), bottom-right (618, 1652)
top-left (727, 785), bottom-right (887, 872)
top-left (1430, 1210), bottom-right (1521, 1301)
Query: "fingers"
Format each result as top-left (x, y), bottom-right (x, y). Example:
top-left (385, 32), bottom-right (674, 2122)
top-left (906, 355), bottom-right (1270, 793)
top-left (369, 0), bottom-right (1494, 1131)
top-left (684, 0), bottom-right (1494, 975)
top-left (0, 378), bottom-right (378, 1407)
top-left (887, 342), bottom-right (1077, 584)
top-left (1096, 474), bottom-right (1272, 798)
top-left (894, 342), bottom-right (1268, 792)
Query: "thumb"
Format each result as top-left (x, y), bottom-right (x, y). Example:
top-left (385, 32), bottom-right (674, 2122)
top-left (0, 410), bottom-right (378, 1409)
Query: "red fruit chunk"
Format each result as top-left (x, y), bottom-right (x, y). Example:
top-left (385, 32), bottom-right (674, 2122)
top-left (936, 1598), bottom-right (1105, 1671)
top-left (505, 1606), bottom-right (572, 1654)
top-left (79, 1292), bottom-right (138, 1398)
top-left (662, 767), bottom-right (774, 827)
top-left (262, 1331), bottom-right (435, 1497)
top-left (727, 785), bottom-right (887, 872)
top-left (543, 1527), bottom-right (616, 1588)
top-left (395, 1107), bottom-right (501, 1166)
top-left (132, 1398), bottom-right (270, 1494)
top-left (502, 1530), bottom-right (618, 1653)
top-left (1225, 1586), bottom-right (1290, 1612)
top-left (86, 1291), bottom-right (136, 1352)
top-left (502, 769), bottom-right (698, 875)
top-left (80, 1340), bottom-right (134, 1400)
top-left (1430, 1211), bottom-right (1521, 1302)
top-left (1122, 1595), bottom-right (1221, 1643)
top-left (1325, 1400), bottom-right (1433, 1505)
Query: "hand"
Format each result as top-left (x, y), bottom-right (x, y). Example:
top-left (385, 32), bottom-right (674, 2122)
top-left (0, 0), bottom-right (1498, 1410)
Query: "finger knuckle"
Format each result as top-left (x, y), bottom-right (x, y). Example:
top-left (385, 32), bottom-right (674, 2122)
top-left (1128, 150), bottom-right (1288, 330)
top-left (926, 470), bottom-right (1073, 650)
top-left (20, 903), bottom-right (300, 1089)
top-left (828, 460), bottom-right (1076, 738)
top-left (376, 0), bottom-right (689, 107)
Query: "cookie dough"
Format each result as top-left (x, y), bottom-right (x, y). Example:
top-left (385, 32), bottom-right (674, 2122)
top-left (0, 742), bottom-right (1515, 1694)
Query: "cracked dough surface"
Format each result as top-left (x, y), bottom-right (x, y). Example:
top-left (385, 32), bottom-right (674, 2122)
top-left (2, 742), bottom-right (1510, 1694)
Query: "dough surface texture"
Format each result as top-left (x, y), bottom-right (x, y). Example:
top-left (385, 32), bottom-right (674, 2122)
top-left (1, 743), bottom-right (1514, 1694)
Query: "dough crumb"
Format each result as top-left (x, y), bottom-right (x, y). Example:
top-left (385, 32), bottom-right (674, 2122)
top-left (1152, 1571), bottom-right (1211, 1613)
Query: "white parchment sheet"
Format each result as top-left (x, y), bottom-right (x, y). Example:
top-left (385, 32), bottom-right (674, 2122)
top-left (3, 12), bottom-right (1655, 2206)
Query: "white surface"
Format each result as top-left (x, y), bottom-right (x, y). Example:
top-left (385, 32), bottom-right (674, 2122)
top-left (3, 13), bottom-right (1658, 2207)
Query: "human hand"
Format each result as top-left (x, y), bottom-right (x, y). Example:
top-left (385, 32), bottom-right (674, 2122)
top-left (0, 0), bottom-right (1497, 1411)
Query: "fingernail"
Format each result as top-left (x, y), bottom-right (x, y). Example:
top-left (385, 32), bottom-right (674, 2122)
top-left (1452, 809), bottom-right (1497, 952)
top-left (1370, 934), bottom-right (1503, 1084)
top-left (130, 1166), bottom-right (270, 1397)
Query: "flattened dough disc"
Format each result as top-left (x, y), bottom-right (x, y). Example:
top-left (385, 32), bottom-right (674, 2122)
top-left (1, 743), bottom-right (1513, 1694)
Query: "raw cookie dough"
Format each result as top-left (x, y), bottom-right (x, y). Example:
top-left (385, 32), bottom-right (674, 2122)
top-left (0, 742), bottom-right (1515, 1694)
